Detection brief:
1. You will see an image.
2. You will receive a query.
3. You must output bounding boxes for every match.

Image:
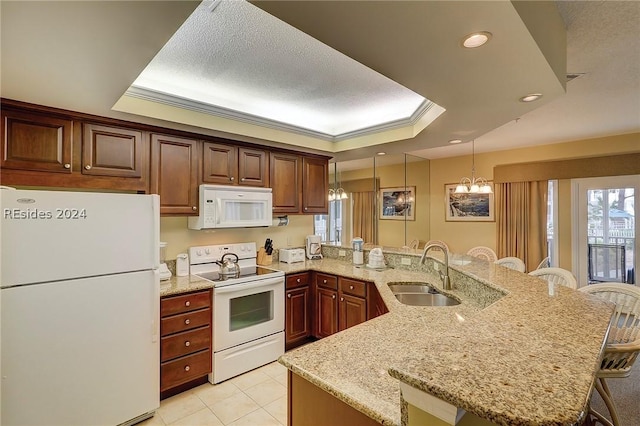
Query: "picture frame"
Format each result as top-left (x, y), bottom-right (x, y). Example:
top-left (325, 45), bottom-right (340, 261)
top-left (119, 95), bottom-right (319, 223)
top-left (380, 186), bottom-right (415, 220)
top-left (445, 183), bottom-right (495, 222)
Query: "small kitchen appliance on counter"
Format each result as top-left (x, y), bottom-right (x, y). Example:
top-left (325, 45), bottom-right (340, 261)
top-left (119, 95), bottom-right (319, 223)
top-left (159, 242), bottom-right (172, 280)
top-left (352, 237), bottom-right (364, 265)
top-left (306, 235), bottom-right (323, 260)
top-left (279, 248), bottom-right (306, 263)
top-left (189, 242), bottom-right (284, 384)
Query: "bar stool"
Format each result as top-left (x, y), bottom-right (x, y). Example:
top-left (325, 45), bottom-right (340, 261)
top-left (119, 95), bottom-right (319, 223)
top-left (528, 267), bottom-right (577, 289)
top-left (466, 246), bottom-right (497, 262)
top-left (495, 256), bottom-right (526, 272)
top-left (579, 283), bottom-right (640, 426)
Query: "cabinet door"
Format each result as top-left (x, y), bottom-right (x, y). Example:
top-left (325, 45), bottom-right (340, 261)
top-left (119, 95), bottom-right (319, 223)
top-left (285, 286), bottom-right (311, 347)
top-left (271, 152), bottom-right (301, 213)
top-left (1, 109), bottom-right (73, 173)
top-left (315, 287), bottom-right (338, 338)
top-left (368, 284), bottom-right (389, 319)
top-left (238, 147), bottom-right (268, 187)
top-left (202, 142), bottom-right (237, 184)
top-left (150, 134), bottom-right (200, 215)
top-left (302, 157), bottom-right (328, 214)
top-left (339, 293), bottom-right (367, 331)
top-left (82, 123), bottom-right (145, 178)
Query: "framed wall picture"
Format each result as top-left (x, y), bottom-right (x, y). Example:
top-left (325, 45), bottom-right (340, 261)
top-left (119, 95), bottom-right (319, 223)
top-left (380, 186), bottom-right (415, 220)
top-left (445, 183), bottom-right (495, 222)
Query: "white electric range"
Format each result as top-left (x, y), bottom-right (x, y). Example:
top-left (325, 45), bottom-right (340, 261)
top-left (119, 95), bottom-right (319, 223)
top-left (189, 242), bottom-right (284, 384)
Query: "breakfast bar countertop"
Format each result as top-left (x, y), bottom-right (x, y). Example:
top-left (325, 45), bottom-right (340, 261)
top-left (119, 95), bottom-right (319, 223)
top-left (270, 255), bottom-right (614, 426)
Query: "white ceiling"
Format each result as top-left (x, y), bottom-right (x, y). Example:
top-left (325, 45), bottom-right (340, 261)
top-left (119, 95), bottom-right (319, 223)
top-left (1, 1), bottom-right (638, 166)
top-left (126, 0), bottom-right (443, 141)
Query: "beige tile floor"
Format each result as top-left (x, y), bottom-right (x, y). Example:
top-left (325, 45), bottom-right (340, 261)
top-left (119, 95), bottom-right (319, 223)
top-left (142, 362), bottom-right (288, 426)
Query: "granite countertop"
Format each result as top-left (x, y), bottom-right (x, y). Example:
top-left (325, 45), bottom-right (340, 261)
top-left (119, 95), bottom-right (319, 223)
top-left (158, 254), bottom-right (613, 426)
top-left (273, 255), bottom-right (614, 426)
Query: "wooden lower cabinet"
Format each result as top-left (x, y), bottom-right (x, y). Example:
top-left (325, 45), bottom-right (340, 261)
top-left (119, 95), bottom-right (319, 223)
top-left (313, 273), bottom-right (386, 339)
top-left (160, 289), bottom-right (212, 398)
top-left (285, 272), bottom-right (313, 350)
top-left (288, 371), bottom-right (380, 426)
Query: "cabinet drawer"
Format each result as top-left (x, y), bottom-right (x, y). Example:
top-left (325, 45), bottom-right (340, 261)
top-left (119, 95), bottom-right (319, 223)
top-left (316, 273), bottom-right (337, 290)
top-left (161, 290), bottom-right (210, 317)
top-left (339, 278), bottom-right (367, 298)
top-left (287, 272), bottom-right (310, 289)
top-left (161, 350), bottom-right (211, 391)
top-left (161, 326), bottom-right (211, 362)
top-left (161, 308), bottom-right (211, 336)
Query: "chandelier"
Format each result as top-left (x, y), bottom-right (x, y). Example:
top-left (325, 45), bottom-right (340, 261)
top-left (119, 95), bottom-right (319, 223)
top-left (454, 140), bottom-right (493, 194)
top-left (328, 188), bottom-right (348, 201)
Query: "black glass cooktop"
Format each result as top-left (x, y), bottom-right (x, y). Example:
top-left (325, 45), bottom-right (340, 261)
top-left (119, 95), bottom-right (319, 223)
top-left (195, 266), bottom-right (282, 284)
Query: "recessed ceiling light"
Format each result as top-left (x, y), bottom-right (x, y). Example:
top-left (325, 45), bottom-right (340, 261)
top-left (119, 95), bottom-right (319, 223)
top-left (448, 139), bottom-right (462, 144)
top-left (462, 32), bottom-right (492, 48)
top-left (519, 93), bottom-right (543, 102)
top-left (376, 152), bottom-right (386, 156)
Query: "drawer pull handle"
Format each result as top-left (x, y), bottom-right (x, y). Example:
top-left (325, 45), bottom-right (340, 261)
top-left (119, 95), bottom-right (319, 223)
top-left (184, 365), bottom-right (190, 372)
top-left (64, 163), bottom-right (71, 169)
top-left (287, 294), bottom-right (291, 298)
top-left (185, 319), bottom-right (190, 325)
top-left (349, 285), bottom-right (354, 290)
top-left (185, 341), bottom-right (190, 347)
top-left (341, 297), bottom-right (344, 302)
top-left (296, 278), bottom-right (301, 283)
top-left (185, 301), bottom-right (191, 307)
top-left (323, 279), bottom-right (327, 284)
top-left (84, 165), bottom-right (91, 170)
top-left (332, 295), bottom-right (336, 299)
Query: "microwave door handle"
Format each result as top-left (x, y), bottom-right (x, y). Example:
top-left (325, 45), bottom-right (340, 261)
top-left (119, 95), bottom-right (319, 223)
top-left (216, 198), bottom-right (221, 224)
top-left (214, 276), bottom-right (283, 294)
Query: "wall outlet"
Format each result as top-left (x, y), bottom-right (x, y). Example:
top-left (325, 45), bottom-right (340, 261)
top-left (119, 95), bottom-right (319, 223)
top-left (339, 250), bottom-right (347, 257)
top-left (401, 257), bottom-right (412, 265)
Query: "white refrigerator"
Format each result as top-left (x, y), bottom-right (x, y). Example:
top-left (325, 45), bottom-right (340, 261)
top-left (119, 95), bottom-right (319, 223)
top-left (1, 188), bottom-right (160, 426)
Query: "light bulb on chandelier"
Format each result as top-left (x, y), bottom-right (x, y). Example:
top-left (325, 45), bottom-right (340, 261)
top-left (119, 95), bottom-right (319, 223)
top-left (328, 188), bottom-right (348, 201)
top-left (454, 140), bottom-right (492, 194)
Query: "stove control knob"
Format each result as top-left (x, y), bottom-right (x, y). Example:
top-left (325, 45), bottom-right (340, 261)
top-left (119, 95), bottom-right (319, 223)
top-left (205, 248), bottom-right (211, 255)
top-left (196, 250), bottom-right (202, 256)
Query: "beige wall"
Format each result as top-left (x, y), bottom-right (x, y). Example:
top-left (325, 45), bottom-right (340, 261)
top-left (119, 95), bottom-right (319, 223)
top-left (160, 215), bottom-right (313, 260)
top-left (429, 132), bottom-right (639, 267)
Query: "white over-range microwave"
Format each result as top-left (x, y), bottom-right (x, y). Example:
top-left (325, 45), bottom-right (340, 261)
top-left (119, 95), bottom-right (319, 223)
top-left (188, 185), bottom-right (272, 230)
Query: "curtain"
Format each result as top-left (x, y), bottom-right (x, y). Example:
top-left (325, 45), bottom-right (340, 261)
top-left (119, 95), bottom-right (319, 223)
top-left (352, 191), bottom-right (375, 244)
top-left (496, 181), bottom-right (548, 272)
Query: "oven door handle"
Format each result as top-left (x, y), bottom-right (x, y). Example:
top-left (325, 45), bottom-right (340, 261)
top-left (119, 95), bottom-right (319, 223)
top-left (214, 276), bottom-right (284, 294)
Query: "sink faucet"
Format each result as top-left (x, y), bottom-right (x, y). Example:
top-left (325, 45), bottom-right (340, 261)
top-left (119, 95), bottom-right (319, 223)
top-left (419, 242), bottom-right (451, 290)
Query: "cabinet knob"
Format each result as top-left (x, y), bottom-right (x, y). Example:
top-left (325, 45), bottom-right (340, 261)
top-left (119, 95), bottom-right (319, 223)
top-left (184, 365), bottom-right (190, 372)
top-left (192, 206), bottom-right (197, 211)
top-left (332, 294), bottom-right (336, 299)
top-left (230, 176), bottom-right (235, 181)
top-left (323, 279), bottom-right (327, 284)
top-left (296, 278), bottom-right (301, 283)
top-left (349, 285), bottom-right (354, 290)
top-left (185, 319), bottom-right (190, 325)
top-left (241, 177), bottom-right (245, 182)
top-left (341, 297), bottom-right (344, 302)
top-left (287, 294), bottom-right (292, 298)
top-left (64, 163), bottom-right (71, 169)
top-left (185, 301), bottom-right (191, 307)
top-left (304, 207), bottom-right (308, 211)
top-left (84, 165), bottom-right (91, 170)
top-left (185, 341), bottom-right (190, 347)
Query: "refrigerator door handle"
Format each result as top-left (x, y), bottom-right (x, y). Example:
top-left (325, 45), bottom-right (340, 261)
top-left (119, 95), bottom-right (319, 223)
top-left (151, 194), bottom-right (161, 268)
top-left (152, 269), bottom-right (160, 343)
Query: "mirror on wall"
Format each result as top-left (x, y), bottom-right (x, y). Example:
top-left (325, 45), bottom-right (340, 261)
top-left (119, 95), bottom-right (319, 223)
top-left (316, 154), bottom-right (430, 249)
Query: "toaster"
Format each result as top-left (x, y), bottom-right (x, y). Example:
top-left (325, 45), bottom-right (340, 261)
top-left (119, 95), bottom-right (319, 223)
top-left (279, 248), bottom-right (306, 263)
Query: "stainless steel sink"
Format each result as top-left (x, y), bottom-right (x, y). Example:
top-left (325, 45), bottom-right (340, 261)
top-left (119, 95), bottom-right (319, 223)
top-left (388, 282), bottom-right (460, 306)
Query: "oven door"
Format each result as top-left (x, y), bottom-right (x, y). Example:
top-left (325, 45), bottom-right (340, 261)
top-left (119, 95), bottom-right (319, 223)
top-left (213, 276), bottom-right (284, 351)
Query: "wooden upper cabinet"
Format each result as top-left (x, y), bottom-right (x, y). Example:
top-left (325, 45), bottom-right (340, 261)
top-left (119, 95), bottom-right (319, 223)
top-left (1, 109), bottom-right (73, 173)
top-left (238, 147), bottom-right (268, 186)
top-left (82, 123), bottom-right (145, 178)
top-left (302, 157), bottom-right (329, 214)
top-left (271, 152), bottom-right (301, 213)
top-left (203, 142), bottom-right (267, 187)
top-left (150, 134), bottom-right (200, 215)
